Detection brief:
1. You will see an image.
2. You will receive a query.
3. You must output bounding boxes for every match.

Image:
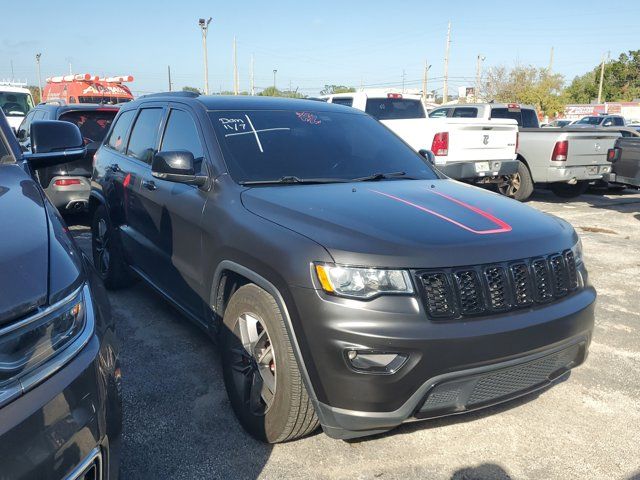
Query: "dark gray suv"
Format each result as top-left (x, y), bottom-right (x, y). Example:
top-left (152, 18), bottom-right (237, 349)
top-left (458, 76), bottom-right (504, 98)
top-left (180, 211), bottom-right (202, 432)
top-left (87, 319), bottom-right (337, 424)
top-left (90, 92), bottom-right (595, 442)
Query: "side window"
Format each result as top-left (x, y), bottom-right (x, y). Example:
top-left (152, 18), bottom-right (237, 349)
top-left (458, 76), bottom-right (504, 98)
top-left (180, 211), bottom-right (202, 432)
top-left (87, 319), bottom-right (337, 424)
top-left (126, 108), bottom-right (164, 164)
top-left (331, 97), bottom-right (353, 107)
top-left (0, 132), bottom-right (11, 163)
top-left (106, 109), bottom-right (136, 153)
top-left (17, 110), bottom-right (36, 141)
top-left (614, 117), bottom-right (624, 126)
top-left (620, 130), bottom-right (631, 137)
top-left (521, 109), bottom-right (539, 128)
top-left (429, 108), bottom-right (450, 118)
top-left (160, 109), bottom-right (205, 173)
top-left (452, 107), bottom-right (478, 118)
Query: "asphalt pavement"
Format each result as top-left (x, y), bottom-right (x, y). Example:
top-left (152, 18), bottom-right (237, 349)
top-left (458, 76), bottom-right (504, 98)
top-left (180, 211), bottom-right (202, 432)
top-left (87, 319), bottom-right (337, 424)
top-left (69, 187), bottom-right (640, 480)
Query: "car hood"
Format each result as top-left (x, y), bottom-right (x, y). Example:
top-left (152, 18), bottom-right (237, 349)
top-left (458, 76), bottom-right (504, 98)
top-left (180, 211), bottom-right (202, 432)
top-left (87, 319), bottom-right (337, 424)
top-left (0, 164), bottom-right (49, 326)
top-left (241, 179), bottom-right (577, 268)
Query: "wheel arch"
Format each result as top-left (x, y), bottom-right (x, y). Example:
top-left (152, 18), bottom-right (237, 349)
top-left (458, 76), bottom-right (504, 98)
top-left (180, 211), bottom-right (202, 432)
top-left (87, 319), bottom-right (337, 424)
top-left (209, 260), bottom-right (322, 416)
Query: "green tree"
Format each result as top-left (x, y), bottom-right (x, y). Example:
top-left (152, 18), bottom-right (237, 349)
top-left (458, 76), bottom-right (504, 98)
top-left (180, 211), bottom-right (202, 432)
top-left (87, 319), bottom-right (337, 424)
top-left (258, 86), bottom-right (305, 98)
top-left (566, 50), bottom-right (640, 103)
top-left (485, 65), bottom-right (566, 116)
top-left (319, 85), bottom-right (356, 96)
top-left (182, 86), bottom-right (202, 94)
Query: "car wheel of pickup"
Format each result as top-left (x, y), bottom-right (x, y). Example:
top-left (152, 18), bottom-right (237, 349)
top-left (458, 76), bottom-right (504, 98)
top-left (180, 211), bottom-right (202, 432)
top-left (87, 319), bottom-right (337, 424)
top-left (91, 205), bottom-right (134, 289)
top-left (550, 181), bottom-right (590, 198)
top-left (497, 160), bottom-right (534, 201)
top-left (221, 284), bottom-right (319, 443)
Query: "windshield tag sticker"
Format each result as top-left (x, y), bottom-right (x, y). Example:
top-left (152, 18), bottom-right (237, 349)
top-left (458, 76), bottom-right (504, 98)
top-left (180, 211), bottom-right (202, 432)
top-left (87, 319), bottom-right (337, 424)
top-left (219, 117), bottom-right (247, 132)
top-left (296, 112), bottom-right (321, 125)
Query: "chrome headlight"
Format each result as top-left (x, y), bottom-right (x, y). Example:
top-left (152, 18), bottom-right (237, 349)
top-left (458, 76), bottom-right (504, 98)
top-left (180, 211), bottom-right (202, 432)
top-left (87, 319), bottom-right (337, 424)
top-left (0, 286), bottom-right (87, 389)
top-left (571, 238), bottom-right (584, 266)
top-left (315, 263), bottom-right (414, 299)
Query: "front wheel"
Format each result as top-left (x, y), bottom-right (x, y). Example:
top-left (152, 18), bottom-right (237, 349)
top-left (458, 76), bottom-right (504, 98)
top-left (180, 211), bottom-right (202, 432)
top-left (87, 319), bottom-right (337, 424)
top-left (497, 160), bottom-right (534, 201)
top-left (91, 205), bottom-right (134, 289)
top-left (550, 181), bottom-right (589, 198)
top-left (221, 284), bottom-right (319, 443)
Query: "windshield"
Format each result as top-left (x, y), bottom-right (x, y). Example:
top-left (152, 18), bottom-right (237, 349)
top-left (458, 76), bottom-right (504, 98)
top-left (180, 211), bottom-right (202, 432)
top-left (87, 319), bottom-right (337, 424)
top-left (0, 92), bottom-right (34, 117)
top-left (59, 110), bottom-right (118, 144)
top-left (209, 109), bottom-right (438, 184)
top-left (365, 98), bottom-right (425, 120)
top-left (576, 116), bottom-right (602, 125)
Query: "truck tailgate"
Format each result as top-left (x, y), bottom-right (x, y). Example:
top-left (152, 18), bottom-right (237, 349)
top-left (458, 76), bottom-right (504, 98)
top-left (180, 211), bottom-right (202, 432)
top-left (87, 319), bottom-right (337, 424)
top-left (563, 132), bottom-right (621, 166)
top-left (381, 118), bottom-right (517, 163)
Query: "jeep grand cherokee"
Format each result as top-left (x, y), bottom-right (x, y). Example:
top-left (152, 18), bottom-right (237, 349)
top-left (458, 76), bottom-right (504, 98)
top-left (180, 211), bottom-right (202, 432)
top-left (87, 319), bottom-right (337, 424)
top-left (90, 93), bottom-right (595, 442)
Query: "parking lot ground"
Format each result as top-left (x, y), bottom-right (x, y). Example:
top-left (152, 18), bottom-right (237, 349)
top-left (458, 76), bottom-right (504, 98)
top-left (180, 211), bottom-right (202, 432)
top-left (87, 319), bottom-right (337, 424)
top-left (69, 188), bottom-right (640, 480)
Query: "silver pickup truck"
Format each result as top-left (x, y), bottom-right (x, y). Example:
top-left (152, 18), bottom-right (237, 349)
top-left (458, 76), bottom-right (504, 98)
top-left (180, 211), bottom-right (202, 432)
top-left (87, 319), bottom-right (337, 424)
top-left (429, 103), bottom-right (621, 201)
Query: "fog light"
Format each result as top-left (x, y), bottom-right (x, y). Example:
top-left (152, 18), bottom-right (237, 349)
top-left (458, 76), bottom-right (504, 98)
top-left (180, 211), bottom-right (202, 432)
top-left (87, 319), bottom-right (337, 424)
top-left (345, 350), bottom-right (408, 374)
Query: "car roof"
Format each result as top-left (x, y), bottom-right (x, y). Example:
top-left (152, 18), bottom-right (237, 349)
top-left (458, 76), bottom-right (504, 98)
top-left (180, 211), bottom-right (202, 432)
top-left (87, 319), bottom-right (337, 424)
top-left (36, 103), bottom-right (121, 115)
top-left (132, 93), bottom-right (367, 114)
top-left (324, 92), bottom-right (423, 100)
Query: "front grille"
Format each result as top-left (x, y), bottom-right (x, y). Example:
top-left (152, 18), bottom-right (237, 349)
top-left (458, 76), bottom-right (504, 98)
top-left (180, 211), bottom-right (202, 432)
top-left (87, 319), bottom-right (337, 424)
top-left (416, 250), bottom-right (580, 320)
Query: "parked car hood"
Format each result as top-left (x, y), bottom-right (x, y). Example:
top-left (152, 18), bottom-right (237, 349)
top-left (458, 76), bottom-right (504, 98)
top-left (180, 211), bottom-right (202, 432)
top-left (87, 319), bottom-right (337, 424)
top-left (241, 179), bottom-right (578, 268)
top-left (0, 164), bottom-right (49, 325)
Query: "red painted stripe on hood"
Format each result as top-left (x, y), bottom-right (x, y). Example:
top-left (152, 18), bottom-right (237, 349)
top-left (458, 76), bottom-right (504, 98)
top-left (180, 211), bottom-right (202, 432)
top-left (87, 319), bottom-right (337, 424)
top-left (370, 189), bottom-right (512, 235)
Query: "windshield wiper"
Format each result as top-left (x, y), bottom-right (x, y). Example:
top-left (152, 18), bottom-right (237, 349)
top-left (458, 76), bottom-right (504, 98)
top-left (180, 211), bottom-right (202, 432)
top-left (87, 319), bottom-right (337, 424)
top-left (351, 171), bottom-right (414, 182)
top-left (240, 176), bottom-right (349, 186)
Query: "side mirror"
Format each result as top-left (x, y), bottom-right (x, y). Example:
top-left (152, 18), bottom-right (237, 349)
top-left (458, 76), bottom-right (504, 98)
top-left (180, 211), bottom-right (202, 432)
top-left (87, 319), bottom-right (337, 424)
top-left (151, 151), bottom-right (207, 187)
top-left (419, 149), bottom-right (436, 166)
top-left (23, 120), bottom-right (86, 169)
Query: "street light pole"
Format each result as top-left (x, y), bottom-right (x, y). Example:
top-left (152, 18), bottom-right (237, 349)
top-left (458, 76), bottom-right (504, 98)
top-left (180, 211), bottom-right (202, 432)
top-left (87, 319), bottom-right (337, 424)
top-left (422, 59), bottom-right (431, 102)
top-left (475, 55), bottom-right (485, 102)
top-left (198, 17), bottom-right (212, 95)
top-left (35, 53), bottom-right (42, 101)
top-left (273, 69), bottom-right (277, 90)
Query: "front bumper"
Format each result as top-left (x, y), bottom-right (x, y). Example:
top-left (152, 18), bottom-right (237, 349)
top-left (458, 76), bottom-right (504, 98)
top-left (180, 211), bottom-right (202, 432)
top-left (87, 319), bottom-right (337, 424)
top-left (0, 284), bottom-right (122, 479)
top-left (547, 164), bottom-right (612, 183)
top-left (44, 176), bottom-right (91, 210)
top-left (289, 279), bottom-right (595, 439)
top-left (437, 159), bottom-right (519, 180)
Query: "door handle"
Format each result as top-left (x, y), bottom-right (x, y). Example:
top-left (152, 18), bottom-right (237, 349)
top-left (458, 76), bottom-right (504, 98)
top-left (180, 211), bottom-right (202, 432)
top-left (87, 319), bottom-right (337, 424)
top-left (107, 163), bottom-right (122, 173)
top-left (142, 180), bottom-right (157, 191)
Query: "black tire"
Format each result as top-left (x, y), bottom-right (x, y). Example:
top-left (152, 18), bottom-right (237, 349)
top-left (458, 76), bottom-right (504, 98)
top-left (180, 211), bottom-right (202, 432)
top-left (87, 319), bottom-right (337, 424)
top-left (497, 160), bottom-right (534, 201)
top-left (550, 181), bottom-right (590, 198)
top-left (91, 205), bottom-right (134, 289)
top-left (221, 284), bottom-right (319, 443)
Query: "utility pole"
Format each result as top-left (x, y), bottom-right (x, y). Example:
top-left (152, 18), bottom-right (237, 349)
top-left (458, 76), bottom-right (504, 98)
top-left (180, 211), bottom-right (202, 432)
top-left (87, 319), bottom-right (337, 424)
top-left (401, 69), bottom-right (406, 93)
top-left (167, 65), bottom-right (172, 91)
top-left (10, 60), bottom-right (14, 81)
top-left (443, 21), bottom-right (451, 104)
top-left (233, 36), bottom-right (239, 95)
top-left (35, 53), bottom-right (42, 99)
top-left (597, 51), bottom-right (609, 104)
top-left (548, 46), bottom-right (554, 72)
top-left (422, 60), bottom-right (431, 102)
top-left (289, 79), bottom-right (292, 93)
top-left (273, 69), bottom-right (277, 90)
top-left (198, 17), bottom-right (212, 95)
top-left (475, 55), bottom-right (485, 102)
top-left (250, 54), bottom-right (255, 96)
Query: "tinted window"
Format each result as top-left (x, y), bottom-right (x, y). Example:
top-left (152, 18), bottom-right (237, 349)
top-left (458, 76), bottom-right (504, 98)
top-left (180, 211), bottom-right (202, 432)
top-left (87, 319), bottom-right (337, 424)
top-left (613, 117), bottom-right (624, 126)
top-left (452, 107), bottom-right (478, 118)
top-left (59, 110), bottom-right (118, 145)
top-left (107, 109), bottom-right (136, 152)
top-left (127, 108), bottom-right (163, 163)
top-left (429, 108), bottom-right (450, 118)
top-left (0, 133), bottom-right (11, 163)
top-left (209, 110), bottom-right (438, 184)
top-left (331, 97), bottom-right (353, 107)
top-left (575, 116), bottom-right (601, 125)
top-left (161, 109), bottom-right (205, 173)
top-left (365, 98), bottom-right (425, 120)
top-left (491, 108), bottom-right (539, 128)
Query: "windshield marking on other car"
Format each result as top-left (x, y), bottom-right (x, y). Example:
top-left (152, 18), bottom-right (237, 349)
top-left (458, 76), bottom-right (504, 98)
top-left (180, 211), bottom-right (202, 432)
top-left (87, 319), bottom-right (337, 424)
top-left (370, 189), bottom-right (512, 235)
top-left (224, 127), bottom-right (290, 138)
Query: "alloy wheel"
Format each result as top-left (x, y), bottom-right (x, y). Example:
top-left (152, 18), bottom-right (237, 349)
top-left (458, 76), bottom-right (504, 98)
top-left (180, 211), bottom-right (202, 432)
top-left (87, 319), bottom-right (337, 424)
top-left (229, 312), bottom-right (276, 415)
top-left (94, 218), bottom-right (110, 275)
top-left (498, 172), bottom-right (521, 197)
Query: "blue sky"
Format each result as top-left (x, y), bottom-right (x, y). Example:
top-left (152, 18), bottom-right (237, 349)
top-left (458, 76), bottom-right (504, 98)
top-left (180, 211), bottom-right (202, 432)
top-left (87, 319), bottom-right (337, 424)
top-left (2, 0), bottom-right (638, 96)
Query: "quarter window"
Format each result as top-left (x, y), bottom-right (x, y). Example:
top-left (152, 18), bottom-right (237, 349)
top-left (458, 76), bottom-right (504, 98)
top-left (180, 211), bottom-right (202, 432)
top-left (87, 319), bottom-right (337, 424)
top-left (331, 97), bottom-right (353, 107)
top-left (107, 109), bottom-right (136, 153)
top-left (126, 108), bottom-right (164, 163)
top-left (429, 108), bottom-right (450, 118)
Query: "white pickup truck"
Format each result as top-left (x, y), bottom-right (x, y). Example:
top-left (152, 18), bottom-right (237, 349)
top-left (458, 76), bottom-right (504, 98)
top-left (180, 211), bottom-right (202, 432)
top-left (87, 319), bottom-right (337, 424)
top-left (322, 92), bottom-right (519, 187)
top-left (0, 82), bottom-right (35, 131)
top-left (429, 103), bottom-right (621, 200)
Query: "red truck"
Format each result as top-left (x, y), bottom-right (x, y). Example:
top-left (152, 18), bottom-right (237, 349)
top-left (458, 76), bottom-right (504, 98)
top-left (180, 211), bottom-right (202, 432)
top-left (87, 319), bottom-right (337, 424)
top-left (42, 73), bottom-right (134, 104)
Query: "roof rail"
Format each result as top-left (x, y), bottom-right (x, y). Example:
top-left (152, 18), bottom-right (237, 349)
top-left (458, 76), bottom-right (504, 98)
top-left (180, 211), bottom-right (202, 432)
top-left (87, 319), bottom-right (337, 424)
top-left (139, 91), bottom-right (200, 99)
top-left (39, 99), bottom-right (67, 106)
